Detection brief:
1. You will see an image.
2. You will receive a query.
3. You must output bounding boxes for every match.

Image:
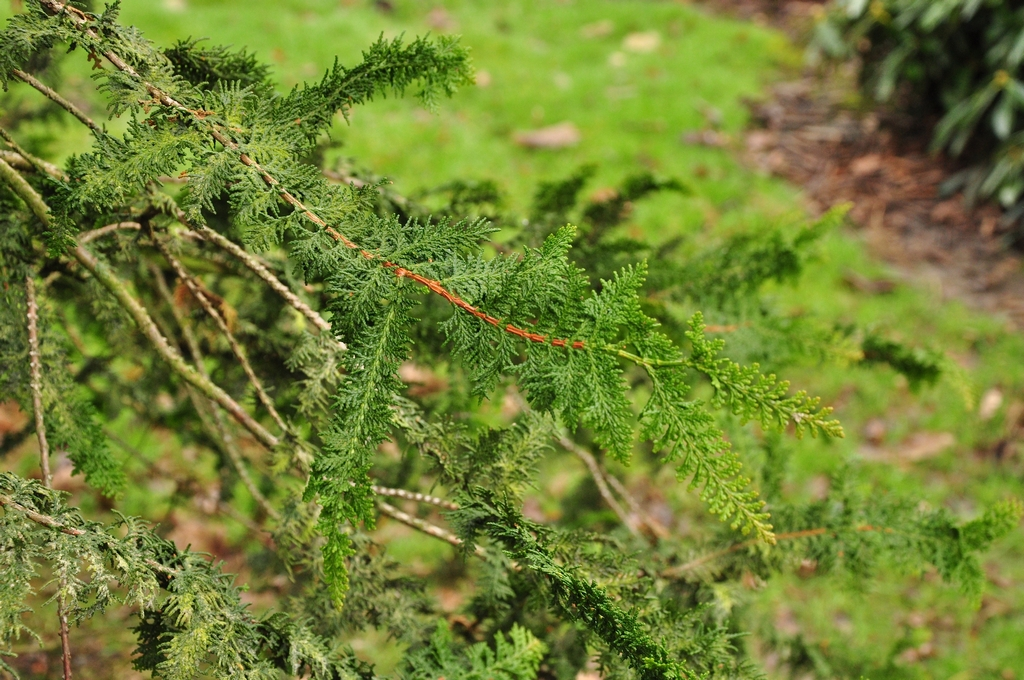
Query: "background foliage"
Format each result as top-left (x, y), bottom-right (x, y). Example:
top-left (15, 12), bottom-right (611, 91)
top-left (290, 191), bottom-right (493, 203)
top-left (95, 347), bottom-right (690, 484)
top-left (816, 0), bottom-right (1024, 217)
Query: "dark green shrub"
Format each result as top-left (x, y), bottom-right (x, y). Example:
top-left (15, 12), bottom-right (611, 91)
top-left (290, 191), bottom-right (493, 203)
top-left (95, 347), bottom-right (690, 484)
top-left (816, 0), bottom-right (1024, 213)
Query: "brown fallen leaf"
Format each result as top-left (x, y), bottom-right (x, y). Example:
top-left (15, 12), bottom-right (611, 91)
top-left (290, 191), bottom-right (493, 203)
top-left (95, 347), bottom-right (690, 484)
top-left (930, 198), bottom-right (963, 224)
top-left (513, 121), bottom-right (581, 149)
top-left (849, 153), bottom-right (882, 177)
top-left (979, 387), bottom-right (1004, 420)
top-left (426, 7), bottom-right (457, 32)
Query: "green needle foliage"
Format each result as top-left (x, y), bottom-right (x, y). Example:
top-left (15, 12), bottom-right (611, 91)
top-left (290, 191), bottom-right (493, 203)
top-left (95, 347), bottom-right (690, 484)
top-left (0, 2), bottom-right (1017, 678)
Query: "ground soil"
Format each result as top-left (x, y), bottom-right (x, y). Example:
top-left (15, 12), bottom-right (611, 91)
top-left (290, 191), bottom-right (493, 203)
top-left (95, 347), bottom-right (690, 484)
top-left (701, 0), bottom-right (1024, 328)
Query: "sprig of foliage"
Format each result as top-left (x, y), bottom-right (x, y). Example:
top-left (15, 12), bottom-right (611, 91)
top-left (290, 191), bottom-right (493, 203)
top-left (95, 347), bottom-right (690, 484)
top-left (0, 473), bottom-right (366, 679)
top-left (403, 622), bottom-right (546, 680)
top-left (451, 491), bottom-right (698, 680)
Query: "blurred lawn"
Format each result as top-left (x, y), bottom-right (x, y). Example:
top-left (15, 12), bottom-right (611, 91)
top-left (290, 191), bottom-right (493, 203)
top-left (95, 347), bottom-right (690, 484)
top-left (3, 0), bottom-right (1023, 677)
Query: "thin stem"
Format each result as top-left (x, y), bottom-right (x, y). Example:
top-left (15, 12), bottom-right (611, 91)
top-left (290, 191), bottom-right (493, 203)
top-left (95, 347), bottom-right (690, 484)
top-left (607, 346), bottom-right (685, 369)
top-left (556, 433), bottom-right (641, 539)
top-left (24, 277), bottom-right (73, 680)
top-left (78, 221), bottom-right (141, 244)
top-left (371, 485), bottom-right (458, 510)
top-left (0, 128), bottom-right (67, 180)
top-left (377, 500), bottom-right (486, 557)
top-left (148, 262), bottom-right (281, 521)
top-left (153, 239), bottom-right (288, 435)
top-left (662, 525), bottom-right (892, 578)
top-left (601, 467), bottom-right (670, 541)
top-left (57, 610), bottom-right (72, 680)
top-left (11, 68), bottom-right (102, 134)
top-left (183, 217), bottom-right (344, 350)
top-left (511, 389), bottom-right (656, 540)
top-left (26, 277), bottom-right (52, 488)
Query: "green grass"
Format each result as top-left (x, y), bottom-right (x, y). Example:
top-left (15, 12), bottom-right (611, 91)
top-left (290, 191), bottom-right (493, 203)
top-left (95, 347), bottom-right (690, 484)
top-left (3, 0), bottom-right (1023, 677)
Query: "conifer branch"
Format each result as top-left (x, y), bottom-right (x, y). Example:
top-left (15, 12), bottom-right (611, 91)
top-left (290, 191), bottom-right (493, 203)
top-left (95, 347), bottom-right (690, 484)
top-left (24, 276), bottom-right (73, 680)
top-left (377, 500), bottom-right (486, 557)
top-left (35, 1), bottom-right (588, 353)
top-left (11, 67), bottom-right (102, 134)
top-left (153, 237), bottom-right (289, 435)
top-left (0, 494), bottom-right (85, 536)
top-left (77, 221), bottom-right (141, 244)
top-left (372, 485), bottom-right (459, 510)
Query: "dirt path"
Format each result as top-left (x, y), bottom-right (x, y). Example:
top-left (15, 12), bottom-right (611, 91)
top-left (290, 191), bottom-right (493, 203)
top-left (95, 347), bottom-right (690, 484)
top-left (702, 0), bottom-right (1024, 328)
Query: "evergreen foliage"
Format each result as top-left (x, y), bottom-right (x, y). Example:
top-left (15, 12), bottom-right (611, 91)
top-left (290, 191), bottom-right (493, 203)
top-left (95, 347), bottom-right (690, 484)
top-left (0, 2), bottom-right (1017, 678)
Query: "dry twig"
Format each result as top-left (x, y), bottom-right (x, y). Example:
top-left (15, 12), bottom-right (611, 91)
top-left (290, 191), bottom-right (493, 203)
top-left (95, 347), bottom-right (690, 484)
top-left (148, 262), bottom-right (281, 522)
top-left (372, 485), bottom-right (459, 510)
top-left (24, 277), bottom-right (73, 680)
top-left (12, 67), bottom-right (102, 133)
top-left (153, 238), bottom-right (289, 435)
top-left (0, 156), bottom-right (280, 451)
top-left (377, 500), bottom-right (486, 557)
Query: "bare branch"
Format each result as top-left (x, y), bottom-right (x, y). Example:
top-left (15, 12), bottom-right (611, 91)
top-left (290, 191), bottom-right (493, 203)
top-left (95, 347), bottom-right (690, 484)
top-left (78, 221), bottom-right (141, 244)
top-left (170, 207), bottom-right (343, 349)
top-left (0, 130), bottom-right (279, 457)
top-left (12, 68), bottom-right (102, 134)
top-left (148, 262), bottom-right (281, 521)
top-left (0, 156), bottom-right (53, 224)
top-left (153, 238), bottom-right (288, 435)
top-left (556, 433), bottom-right (641, 539)
top-left (73, 244), bottom-right (280, 450)
top-left (0, 130), bottom-right (67, 181)
top-left (24, 277), bottom-right (73, 680)
top-left (602, 469), bottom-right (670, 541)
top-left (377, 500), bottom-right (486, 557)
top-left (371, 485), bottom-right (459, 510)
top-left (25, 277), bottom-right (52, 488)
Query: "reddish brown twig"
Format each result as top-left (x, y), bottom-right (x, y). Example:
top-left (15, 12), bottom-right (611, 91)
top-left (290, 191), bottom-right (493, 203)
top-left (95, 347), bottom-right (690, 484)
top-left (39, 0), bottom-right (591, 354)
